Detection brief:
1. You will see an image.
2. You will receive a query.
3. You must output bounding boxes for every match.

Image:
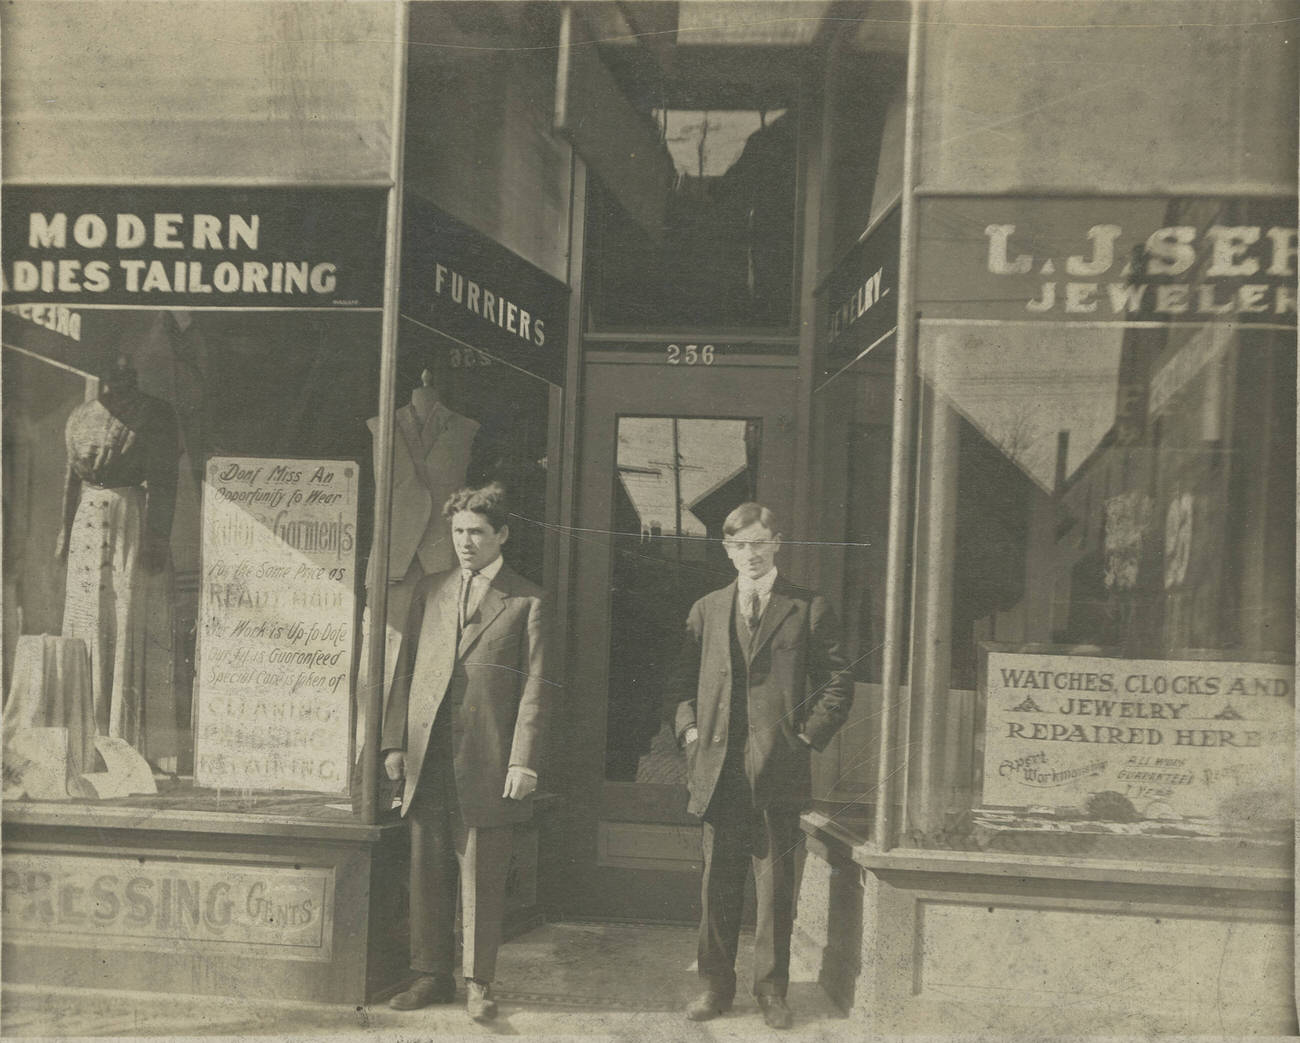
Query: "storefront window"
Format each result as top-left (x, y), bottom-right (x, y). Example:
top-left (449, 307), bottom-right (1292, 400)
top-left (1, 186), bottom-right (386, 805)
top-left (904, 196), bottom-right (1297, 864)
top-left (4, 309), bottom-right (382, 796)
top-left (585, 100), bottom-right (798, 331)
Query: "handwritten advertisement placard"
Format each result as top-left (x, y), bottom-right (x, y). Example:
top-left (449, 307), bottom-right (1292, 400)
top-left (982, 651), bottom-right (1294, 822)
top-left (195, 456), bottom-right (357, 793)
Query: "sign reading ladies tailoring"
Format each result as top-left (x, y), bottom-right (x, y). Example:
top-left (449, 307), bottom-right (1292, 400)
top-left (1, 186), bottom-right (386, 308)
top-left (917, 196), bottom-right (1297, 325)
top-left (401, 199), bottom-right (569, 386)
top-left (982, 651), bottom-right (1294, 821)
top-left (195, 457), bottom-right (358, 793)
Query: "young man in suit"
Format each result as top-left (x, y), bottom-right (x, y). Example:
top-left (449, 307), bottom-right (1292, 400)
top-left (673, 502), bottom-right (853, 1030)
top-left (381, 483), bottom-right (550, 1022)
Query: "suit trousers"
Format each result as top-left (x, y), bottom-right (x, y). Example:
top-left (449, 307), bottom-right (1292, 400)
top-left (697, 762), bottom-right (801, 998)
top-left (408, 708), bottom-right (513, 983)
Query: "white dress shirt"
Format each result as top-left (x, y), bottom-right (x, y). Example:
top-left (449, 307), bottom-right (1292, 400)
top-left (461, 555), bottom-right (537, 783)
top-left (737, 568), bottom-right (778, 622)
top-left (460, 553), bottom-right (504, 627)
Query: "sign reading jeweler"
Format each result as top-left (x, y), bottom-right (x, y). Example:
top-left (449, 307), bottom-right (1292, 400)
top-left (982, 651), bottom-right (1294, 822)
top-left (195, 457), bottom-right (358, 793)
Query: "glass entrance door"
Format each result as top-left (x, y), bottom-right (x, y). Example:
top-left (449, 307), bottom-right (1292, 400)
top-left (559, 361), bottom-right (797, 922)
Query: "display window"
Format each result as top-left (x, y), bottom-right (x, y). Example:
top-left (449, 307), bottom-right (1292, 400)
top-left (2, 186), bottom-right (388, 808)
top-left (900, 195), bottom-right (1297, 866)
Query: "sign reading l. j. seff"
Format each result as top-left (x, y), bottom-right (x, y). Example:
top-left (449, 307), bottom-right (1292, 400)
top-left (1, 186), bottom-right (386, 308)
top-left (982, 651), bottom-right (1294, 823)
top-left (917, 196), bottom-right (1297, 325)
top-left (401, 198), bottom-right (569, 386)
top-left (195, 456), bottom-right (358, 794)
top-left (823, 202), bottom-right (901, 364)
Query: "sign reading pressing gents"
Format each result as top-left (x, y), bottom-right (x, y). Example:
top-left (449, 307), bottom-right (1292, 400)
top-left (400, 198), bottom-right (569, 386)
top-left (1, 186), bottom-right (387, 309)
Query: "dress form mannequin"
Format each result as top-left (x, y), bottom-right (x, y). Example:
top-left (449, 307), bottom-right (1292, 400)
top-left (57, 355), bottom-right (179, 755)
top-left (356, 369), bottom-right (479, 755)
top-left (409, 367), bottom-right (440, 427)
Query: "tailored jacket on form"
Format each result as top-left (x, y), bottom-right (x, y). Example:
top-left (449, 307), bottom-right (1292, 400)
top-left (381, 562), bottom-right (548, 826)
top-left (672, 577), bottom-right (853, 817)
top-left (364, 403), bottom-right (479, 589)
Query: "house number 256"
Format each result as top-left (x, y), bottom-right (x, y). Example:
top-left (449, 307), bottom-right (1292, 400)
top-left (666, 344), bottom-right (715, 366)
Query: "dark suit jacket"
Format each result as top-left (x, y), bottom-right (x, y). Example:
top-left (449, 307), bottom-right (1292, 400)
top-left (381, 562), bottom-right (550, 826)
top-left (671, 576), bottom-right (852, 816)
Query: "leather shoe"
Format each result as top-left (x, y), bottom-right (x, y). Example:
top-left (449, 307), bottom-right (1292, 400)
top-left (389, 975), bottom-right (455, 1010)
top-left (757, 994), bottom-right (793, 1030)
top-left (466, 979), bottom-right (497, 1021)
top-left (684, 990), bottom-right (733, 1021)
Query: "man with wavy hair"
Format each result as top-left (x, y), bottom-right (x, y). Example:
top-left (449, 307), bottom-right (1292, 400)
top-left (382, 482), bottom-right (550, 1022)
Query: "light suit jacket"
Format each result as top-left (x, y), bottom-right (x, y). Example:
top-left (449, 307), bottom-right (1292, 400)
top-left (381, 562), bottom-right (550, 826)
top-left (365, 403), bottom-right (478, 589)
top-left (672, 577), bottom-right (853, 816)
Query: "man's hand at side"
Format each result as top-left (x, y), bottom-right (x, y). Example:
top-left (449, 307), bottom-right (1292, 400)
top-left (503, 765), bottom-right (537, 799)
top-left (384, 750), bottom-right (406, 781)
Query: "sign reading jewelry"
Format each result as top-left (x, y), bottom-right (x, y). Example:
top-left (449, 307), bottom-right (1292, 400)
top-left (195, 457), bottom-right (358, 793)
top-left (2, 853), bottom-right (332, 960)
top-left (982, 651), bottom-right (1294, 822)
top-left (822, 203), bottom-right (900, 363)
top-left (1, 186), bottom-right (386, 308)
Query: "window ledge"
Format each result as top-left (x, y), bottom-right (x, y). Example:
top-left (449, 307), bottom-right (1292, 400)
top-left (799, 808), bottom-right (1294, 892)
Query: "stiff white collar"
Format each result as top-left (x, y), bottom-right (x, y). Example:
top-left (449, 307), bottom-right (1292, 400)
top-left (737, 568), bottom-right (778, 599)
top-left (464, 555), bottom-right (505, 582)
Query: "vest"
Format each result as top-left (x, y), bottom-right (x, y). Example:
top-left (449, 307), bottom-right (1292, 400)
top-left (724, 597), bottom-right (758, 773)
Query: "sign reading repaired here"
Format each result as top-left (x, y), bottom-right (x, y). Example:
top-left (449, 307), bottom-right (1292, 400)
top-left (981, 651), bottom-right (1293, 822)
top-left (2, 853), bottom-right (333, 960)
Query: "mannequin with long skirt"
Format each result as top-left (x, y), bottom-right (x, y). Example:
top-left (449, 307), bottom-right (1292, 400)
top-left (56, 355), bottom-right (179, 757)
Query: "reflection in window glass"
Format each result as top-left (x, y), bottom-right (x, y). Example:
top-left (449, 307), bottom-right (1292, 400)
top-left (911, 321), bottom-right (1295, 859)
top-left (605, 417), bottom-right (760, 782)
top-left (585, 104), bottom-right (796, 330)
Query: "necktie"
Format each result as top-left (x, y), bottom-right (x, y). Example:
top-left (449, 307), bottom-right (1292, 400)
top-left (459, 569), bottom-right (479, 631)
top-left (746, 590), bottom-right (762, 634)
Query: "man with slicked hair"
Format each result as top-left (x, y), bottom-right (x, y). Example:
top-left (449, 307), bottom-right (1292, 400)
top-left (672, 502), bottom-right (852, 1030)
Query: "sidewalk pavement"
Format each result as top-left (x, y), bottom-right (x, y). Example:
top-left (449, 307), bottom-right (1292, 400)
top-left (2, 921), bottom-right (855, 1040)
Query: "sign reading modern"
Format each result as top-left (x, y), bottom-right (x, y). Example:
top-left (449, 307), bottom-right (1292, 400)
top-left (982, 651), bottom-right (1294, 822)
top-left (195, 456), bottom-right (358, 793)
top-left (1, 186), bottom-right (386, 308)
top-left (401, 199), bottom-right (569, 386)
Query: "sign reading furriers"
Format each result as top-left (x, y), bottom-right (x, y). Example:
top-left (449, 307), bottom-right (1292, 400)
top-left (401, 199), bottom-right (570, 386)
top-left (1, 186), bottom-right (386, 308)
